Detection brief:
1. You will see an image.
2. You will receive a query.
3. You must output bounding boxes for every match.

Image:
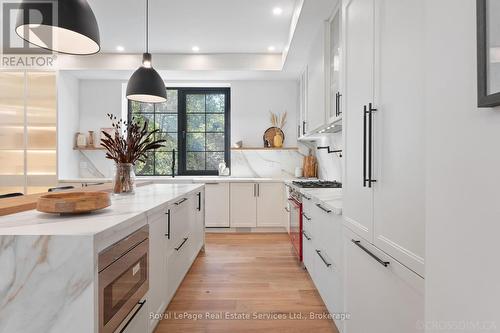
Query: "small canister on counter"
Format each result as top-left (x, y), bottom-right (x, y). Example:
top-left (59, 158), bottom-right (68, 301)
top-left (294, 167), bottom-right (303, 178)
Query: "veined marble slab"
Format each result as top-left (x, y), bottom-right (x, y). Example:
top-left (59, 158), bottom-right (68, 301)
top-left (0, 235), bottom-right (94, 333)
top-left (78, 149), bottom-right (305, 180)
top-left (0, 184), bottom-right (202, 236)
top-left (0, 183), bottom-right (205, 333)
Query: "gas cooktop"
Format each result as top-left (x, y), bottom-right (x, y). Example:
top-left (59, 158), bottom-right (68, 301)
top-left (292, 180), bottom-right (342, 188)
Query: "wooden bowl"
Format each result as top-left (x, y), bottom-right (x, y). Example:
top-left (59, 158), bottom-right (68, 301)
top-left (36, 192), bottom-right (111, 214)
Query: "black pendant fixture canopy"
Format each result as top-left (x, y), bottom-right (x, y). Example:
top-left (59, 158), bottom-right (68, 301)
top-left (126, 0), bottom-right (167, 103)
top-left (15, 0), bottom-right (100, 55)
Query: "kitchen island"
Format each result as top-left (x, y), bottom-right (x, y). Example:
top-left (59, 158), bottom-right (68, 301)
top-left (0, 184), bottom-right (205, 333)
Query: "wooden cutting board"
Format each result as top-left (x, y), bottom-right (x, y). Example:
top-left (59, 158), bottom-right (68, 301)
top-left (303, 154), bottom-right (317, 178)
top-left (36, 192), bottom-right (111, 214)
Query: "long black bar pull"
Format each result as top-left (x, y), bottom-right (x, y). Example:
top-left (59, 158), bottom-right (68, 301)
top-left (368, 103), bottom-right (377, 188)
top-left (363, 105), bottom-right (367, 187)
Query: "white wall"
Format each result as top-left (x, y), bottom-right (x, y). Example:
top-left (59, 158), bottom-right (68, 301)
top-left (57, 72), bottom-right (80, 179)
top-left (60, 78), bottom-right (299, 179)
top-left (425, 1), bottom-right (500, 331)
top-left (230, 80), bottom-right (298, 147)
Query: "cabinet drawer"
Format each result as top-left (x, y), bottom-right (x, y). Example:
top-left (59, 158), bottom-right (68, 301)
top-left (166, 197), bottom-right (191, 252)
top-left (343, 227), bottom-right (423, 333)
top-left (166, 233), bottom-right (193, 302)
top-left (302, 229), bottom-right (314, 273)
top-left (313, 246), bottom-right (343, 326)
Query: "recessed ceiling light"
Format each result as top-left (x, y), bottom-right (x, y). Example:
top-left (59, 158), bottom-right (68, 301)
top-left (192, 46), bottom-right (200, 52)
top-left (268, 46), bottom-right (276, 52)
top-left (116, 45), bottom-right (124, 52)
top-left (273, 7), bottom-right (283, 16)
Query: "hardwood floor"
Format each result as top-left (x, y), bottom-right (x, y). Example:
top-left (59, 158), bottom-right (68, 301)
top-left (154, 233), bottom-right (339, 333)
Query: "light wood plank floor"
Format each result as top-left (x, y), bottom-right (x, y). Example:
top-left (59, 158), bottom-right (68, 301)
top-left (154, 233), bottom-right (339, 333)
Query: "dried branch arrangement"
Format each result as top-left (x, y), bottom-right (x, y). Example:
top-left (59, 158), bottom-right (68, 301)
top-left (269, 111), bottom-right (287, 129)
top-left (101, 113), bottom-right (165, 165)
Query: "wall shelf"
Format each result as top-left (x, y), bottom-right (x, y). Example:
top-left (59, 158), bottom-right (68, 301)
top-left (73, 146), bottom-right (105, 151)
top-left (231, 147), bottom-right (299, 151)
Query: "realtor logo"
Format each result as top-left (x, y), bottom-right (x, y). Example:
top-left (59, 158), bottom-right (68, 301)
top-left (1, 0), bottom-right (56, 67)
top-left (2, 1), bottom-right (55, 54)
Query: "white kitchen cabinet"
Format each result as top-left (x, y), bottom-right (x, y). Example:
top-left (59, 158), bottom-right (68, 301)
top-left (147, 191), bottom-right (205, 332)
top-left (193, 190), bottom-right (205, 254)
top-left (166, 233), bottom-right (192, 302)
top-left (230, 183), bottom-right (257, 227)
top-left (302, 197), bottom-right (344, 331)
top-left (148, 207), bottom-right (169, 329)
top-left (257, 183), bottom-right (284, 227)
top-left (326, 5), bottom-right (343, 124)
top-left (204, 183), bottom-right (230, 227)
top-left (230, 183), bottom-right (285, 228)
top-left (342, 0), bottom-right (425, 276)
top-left (166, 197), bottom-right (191, 253)
top-left (313, 247), bottom-right (343, 319)
top-left (372, 0), bottom-right (425, 276)
top-left (298, 67), bottom-right (308, 139)
top-left (306, 27), bottom-right (327, 134)
top-left (342, 0), bottom-right (375, 243)
top-left (343, 227), bottom-right (424, 333)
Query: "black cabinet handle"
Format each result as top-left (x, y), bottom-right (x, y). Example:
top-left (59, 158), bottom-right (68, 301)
top-left (301, 193), bottom-right (311, 200)
top-left (175, 237), bottom-right (188, 251)
top-left (338, 93), bottom-right (342, 116)
top-left (352, 240), bottom-right (390, 267)
top-left (197, 192), bottom-right (201, 211)
top-left (335, 92), bottom-right (339, 117)
top-left (175, 198), bottom-right (188, 206)
top-left (298, 125), bottom-right (301, 137)
top-left (303, 121), bottom-right (306, 135)
top-left (119, 300), bottom-right (146, 333)
top-left (367, 103), bottom-right (377, 187)
top-left (302, 213), bottom-right (311, 221)
top-left (363, 105), bottom-right (367, 187)
top-left (165, 209), bottom-right (171, 239)
top-left (316, 250), bottom-right (332, 267)
top-left (302, 230), bottom-right (311, 240)
top-left (316, 203), bottom-right (331, 214)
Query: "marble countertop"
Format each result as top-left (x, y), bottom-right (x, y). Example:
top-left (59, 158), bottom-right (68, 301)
top-left (301, 188), bottom-right (343, 215)
top-left (0, 184), bottom-right (203, 238)
top-left (59, 176), bottom-right (289, 183)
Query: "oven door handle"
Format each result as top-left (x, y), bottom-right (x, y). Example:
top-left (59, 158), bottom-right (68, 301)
top-left (287, 198), bottom-right (301, 208)
top-left (118, 300), bottom-right (146, 333)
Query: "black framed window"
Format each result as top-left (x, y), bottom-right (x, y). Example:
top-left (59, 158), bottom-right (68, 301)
top-left (128, 87), bottom-right (230, 176)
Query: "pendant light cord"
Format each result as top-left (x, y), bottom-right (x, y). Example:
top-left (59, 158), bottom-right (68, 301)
top-left (146, 0), bottom-right (149, 53)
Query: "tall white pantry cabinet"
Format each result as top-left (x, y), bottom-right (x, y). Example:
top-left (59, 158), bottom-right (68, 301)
top-left (342, 0), bottom-right (425, 332)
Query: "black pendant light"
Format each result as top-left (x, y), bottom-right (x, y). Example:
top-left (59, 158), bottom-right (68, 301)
top-left (15, 0), bottom-right (100, 55)
top-left (126, 0), bottom-right (167, 103)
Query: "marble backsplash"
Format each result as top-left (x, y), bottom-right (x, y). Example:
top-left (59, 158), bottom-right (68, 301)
top-left (78, 149), bottom-right (307, 180)
top-left (77, 134), bottom-right (342, 181)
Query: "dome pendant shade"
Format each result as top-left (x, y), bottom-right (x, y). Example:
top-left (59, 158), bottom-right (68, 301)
top-left (15, 0), bottom-right (100, 55)
top-left (126, 53), bottom-right (167, 103)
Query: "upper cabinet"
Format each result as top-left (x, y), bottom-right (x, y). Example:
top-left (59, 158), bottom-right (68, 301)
top-left (299, 5), bottom-right (343, 138)
top-left (326, 8), bottom-right (342, 124)
top-left (306, 27), bottom-right (327, 134)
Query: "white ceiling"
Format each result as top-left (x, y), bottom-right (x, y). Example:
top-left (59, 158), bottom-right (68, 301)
top-left (87, 0), bottom-right (297, 54)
